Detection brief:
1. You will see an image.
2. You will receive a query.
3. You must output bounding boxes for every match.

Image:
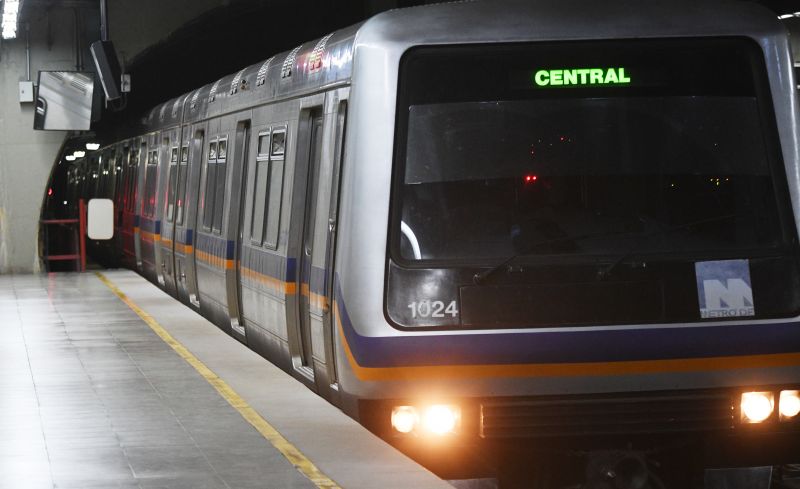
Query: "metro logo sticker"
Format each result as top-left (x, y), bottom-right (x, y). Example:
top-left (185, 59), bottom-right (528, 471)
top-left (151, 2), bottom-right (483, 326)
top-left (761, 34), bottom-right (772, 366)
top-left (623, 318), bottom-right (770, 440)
top-left (695, 259), bottom-right (755, 319)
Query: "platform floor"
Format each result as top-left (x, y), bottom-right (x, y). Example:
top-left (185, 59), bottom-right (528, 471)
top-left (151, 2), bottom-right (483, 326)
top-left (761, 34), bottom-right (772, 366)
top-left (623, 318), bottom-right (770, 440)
top-left (0, 271), bottom-right (452, 489)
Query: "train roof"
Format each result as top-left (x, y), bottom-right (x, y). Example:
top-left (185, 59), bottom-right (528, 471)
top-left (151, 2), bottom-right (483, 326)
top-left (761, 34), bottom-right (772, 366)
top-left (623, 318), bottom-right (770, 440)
top-left (356, 0), bottom-right (782, 49)
top-left (135, 0), bottom-right (783, 134)
top-left (141, 22), bottom-right (360, 132)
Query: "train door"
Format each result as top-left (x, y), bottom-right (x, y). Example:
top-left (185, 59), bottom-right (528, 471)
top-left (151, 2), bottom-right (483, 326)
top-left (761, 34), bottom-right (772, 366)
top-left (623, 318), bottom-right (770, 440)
top-left (161, 137), bottom-right (180, 297)
top-left (114, 145), bottom-right (129, 257)
top-left (121, 143), bottom-right (137, 268)
top-left (154, 133), bottom-right (172, 287)
top-left (174, 125), bottom-right (198, 307)
top-left (289, 90), bottom-right (348, 396)
top-left (185, 128), bottom-right (205, 307)
top-left (227, 118), bottom-right (251, 339)
top-left (295, 108), bottom-right (323, 381)
top-left (140, 135), bottom-right (160, 283)
top-left (237, 119), bottom-right (287, 358)
top-left (321, 90), bottom-right (349, 396)
top-left (133, 140), bottom-right (146, 270)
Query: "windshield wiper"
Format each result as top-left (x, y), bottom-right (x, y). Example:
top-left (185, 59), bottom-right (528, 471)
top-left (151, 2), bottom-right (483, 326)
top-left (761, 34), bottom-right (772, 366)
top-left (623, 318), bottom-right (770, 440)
top-left (595, 213), bottom-right (740, 281)
top-left (472, 213), bottom-right (740, 285)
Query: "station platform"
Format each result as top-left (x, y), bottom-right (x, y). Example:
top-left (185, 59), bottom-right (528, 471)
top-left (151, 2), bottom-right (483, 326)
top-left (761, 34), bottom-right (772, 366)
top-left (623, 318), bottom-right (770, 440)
top-left (0, 270), bottom-right (455, 489)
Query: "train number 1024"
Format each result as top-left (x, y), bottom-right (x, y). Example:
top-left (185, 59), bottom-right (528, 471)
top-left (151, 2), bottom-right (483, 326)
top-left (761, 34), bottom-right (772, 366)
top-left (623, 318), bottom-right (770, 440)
top-left (407, 300), bottom-right (458, 319)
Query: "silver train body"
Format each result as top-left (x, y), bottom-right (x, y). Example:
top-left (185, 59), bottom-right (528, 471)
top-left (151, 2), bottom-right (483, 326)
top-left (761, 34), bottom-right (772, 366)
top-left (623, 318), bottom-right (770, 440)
top-left (77, 0), bottom-right (800, 465)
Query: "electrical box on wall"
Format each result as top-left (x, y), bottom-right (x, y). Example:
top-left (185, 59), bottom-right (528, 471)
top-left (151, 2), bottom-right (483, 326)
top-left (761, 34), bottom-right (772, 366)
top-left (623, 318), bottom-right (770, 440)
top-left (19, 81), bottom-right (34, 103)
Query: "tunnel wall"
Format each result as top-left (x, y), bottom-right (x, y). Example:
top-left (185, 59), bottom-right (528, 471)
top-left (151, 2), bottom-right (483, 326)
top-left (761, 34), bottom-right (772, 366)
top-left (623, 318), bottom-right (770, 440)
top-left (0, 7), bottom-right (78, 273)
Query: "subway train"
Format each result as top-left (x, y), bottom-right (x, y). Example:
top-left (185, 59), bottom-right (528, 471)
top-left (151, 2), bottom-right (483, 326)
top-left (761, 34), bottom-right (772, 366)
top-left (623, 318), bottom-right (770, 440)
top-left (64, 0), bottom-right (800, 486)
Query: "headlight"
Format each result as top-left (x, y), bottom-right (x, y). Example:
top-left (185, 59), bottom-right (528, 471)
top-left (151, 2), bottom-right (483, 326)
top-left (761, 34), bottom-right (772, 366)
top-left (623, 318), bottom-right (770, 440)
top-left (391, 406), bottom-right (419, 434)
top-left (779, 390), bottom-right (800, 421)
top-left (740, 392), bottom-right (774, 423)
top-left (422, 404), bottom-right (460, 435)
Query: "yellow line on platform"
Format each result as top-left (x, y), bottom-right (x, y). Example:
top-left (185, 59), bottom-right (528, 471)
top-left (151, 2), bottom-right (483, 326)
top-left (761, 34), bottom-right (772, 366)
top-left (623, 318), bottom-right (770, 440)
top-left (95, 271), bottom-right (341, 489)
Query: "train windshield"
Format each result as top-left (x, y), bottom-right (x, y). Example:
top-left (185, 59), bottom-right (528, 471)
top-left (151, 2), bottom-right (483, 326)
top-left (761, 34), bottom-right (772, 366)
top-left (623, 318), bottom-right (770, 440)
top-left (392, 38), bottom-right (795, 265)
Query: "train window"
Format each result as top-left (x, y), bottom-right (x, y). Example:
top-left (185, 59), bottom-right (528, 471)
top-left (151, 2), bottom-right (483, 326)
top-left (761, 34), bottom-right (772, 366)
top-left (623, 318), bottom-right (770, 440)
top-left (176, 144), bottom-right (189, 224)
top-left (133, 144), bottom-right (145, 214)
top-left (218, 139), bottom-right (227, 159)
top-left (202, 140), bottom-right (218, 231)
top-left (144, 149), bottom-right (158, 217)
top-left (264, 127), bottom-right (286, 249)
top-left (166, 147), bottom-right (178, 222)
top-left (114, 153), bottom-right (124, 202)
top-left (125, 148), bottom-right (137, 212)
top-left (257, 132), bottom-right (270, 156)
top-left (251, 136), bottom-right (270, 245)
top-left (271, 130), bottom-right (285, 156)
top-left (213, 137), bottom-right (228, 233)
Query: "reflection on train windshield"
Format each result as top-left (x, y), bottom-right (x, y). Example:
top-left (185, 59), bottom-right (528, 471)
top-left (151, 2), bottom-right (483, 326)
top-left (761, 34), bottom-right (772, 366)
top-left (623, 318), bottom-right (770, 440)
top-left (400, 97), bottom-right (782, 261)
top-left (394, 39), bottom-right (793, 264)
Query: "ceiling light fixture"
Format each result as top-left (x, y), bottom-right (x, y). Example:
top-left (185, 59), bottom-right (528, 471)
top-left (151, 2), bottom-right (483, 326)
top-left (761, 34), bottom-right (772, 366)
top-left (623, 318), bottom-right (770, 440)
top-left (1, 0), bottom-right (20, 40)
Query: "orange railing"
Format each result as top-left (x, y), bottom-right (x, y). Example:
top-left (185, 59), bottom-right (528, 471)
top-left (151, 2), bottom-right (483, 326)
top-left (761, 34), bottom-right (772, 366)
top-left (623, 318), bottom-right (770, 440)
top-left (41, 199), bottom-right (86, 272)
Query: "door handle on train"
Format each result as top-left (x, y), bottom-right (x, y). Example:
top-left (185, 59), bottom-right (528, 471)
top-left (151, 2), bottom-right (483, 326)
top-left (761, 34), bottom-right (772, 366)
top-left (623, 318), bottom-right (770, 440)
top-left (304, 246), bottom-right (312, 256)
top-left (328, 218), bottom-right (336, 233)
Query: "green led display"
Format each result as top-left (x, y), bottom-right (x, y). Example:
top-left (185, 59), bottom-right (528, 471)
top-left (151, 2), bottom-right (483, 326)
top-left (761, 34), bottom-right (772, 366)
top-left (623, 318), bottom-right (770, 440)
top-left (533, 67), bottom-right (631, 87)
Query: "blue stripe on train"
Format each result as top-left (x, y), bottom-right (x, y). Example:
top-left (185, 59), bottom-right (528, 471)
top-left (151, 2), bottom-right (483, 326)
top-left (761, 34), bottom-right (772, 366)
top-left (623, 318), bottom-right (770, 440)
top-left (334, 279), bottom-right (800, 368)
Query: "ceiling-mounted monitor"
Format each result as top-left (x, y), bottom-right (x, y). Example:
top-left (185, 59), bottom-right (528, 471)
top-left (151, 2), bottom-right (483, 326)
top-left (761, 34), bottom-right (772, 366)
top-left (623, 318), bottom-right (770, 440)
top-left (90, 40), bottom-right (122, 101)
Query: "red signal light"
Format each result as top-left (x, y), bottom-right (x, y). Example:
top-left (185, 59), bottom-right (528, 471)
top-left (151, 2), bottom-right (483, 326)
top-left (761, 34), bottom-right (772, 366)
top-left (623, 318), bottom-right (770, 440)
top-left (47, 187), bottom-right (53, 196)
top-left (524, 175), bottom-right (538, 184)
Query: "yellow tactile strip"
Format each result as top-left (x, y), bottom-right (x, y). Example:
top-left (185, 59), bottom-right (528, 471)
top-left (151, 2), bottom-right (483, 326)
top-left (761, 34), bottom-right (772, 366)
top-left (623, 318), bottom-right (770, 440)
top-left (95, 271), bottom-right (341, 489)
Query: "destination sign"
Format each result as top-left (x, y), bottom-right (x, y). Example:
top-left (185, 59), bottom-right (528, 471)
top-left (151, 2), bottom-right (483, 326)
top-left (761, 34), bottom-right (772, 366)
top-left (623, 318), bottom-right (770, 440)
top-left (533, 67), bottom-right (631, 87)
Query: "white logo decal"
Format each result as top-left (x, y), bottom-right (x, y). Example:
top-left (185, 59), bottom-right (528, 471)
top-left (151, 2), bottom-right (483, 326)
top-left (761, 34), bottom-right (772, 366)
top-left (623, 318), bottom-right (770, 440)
top-left (696, 260), bottom-right (755, 319)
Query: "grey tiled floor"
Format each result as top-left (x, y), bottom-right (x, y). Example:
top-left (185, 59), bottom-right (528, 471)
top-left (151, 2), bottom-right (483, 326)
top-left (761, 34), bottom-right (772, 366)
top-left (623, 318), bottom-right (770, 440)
top-left (0, 273), bottom-right (314, 489)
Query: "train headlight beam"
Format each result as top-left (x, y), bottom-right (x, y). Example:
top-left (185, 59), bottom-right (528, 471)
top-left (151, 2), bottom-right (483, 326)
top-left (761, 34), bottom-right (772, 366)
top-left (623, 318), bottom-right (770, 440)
top-left (740, 392), bottom-right (774, 423)
top-left (422, 404), bottom-right (460, 435)
top-left (779, 390), bottom-right (800, 421)
top-left (391, 406), bottom-right (419, 434)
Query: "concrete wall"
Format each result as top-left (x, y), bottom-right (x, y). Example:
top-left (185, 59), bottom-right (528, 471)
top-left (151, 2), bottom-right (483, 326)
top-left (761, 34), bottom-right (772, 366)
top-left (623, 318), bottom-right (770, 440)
top-left (0, 5), bottom-right (83, 273)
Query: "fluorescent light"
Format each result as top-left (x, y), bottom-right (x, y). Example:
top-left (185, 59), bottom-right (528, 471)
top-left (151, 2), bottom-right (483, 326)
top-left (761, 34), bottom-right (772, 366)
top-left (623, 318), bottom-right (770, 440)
top-left (65, 155), bottom-right (76, 162)
top-left (2, 0), bottom-right (19, 39)
top-left (73, 150), bottom-right (85, 158)
top-left (779, 14), bottom-right (794, 19)
top-left (85, 143), bottom-right (100, 150)
top-left (2, 23), bottom-right (15, 38)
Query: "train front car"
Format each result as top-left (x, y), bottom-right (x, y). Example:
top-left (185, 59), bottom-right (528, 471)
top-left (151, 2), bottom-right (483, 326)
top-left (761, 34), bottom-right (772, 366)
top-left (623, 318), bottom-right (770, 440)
top-left (336, 0), bottom-right (800, 484)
